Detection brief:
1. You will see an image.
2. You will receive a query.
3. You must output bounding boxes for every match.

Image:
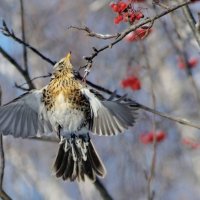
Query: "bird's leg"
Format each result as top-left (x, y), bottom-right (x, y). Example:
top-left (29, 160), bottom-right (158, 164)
top-left (57, 125), bottom-right (62, 140)
top-left (69, 133), bottom-right (78, 161)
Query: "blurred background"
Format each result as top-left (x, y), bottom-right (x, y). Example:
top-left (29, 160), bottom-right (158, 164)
top-left (1, 0), bottom-right (200, 199)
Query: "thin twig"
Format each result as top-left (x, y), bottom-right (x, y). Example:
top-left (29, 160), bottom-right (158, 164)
top-left (68, 26), bottom-right (118, 39)
top-left (141, 43), bottom-right (157, 200)
top-left (181, 4), bottom-right (200, 48)
top-left (0, 46), bottom-right (35, 90)
top-left (0, 87), bottom-right (12, 200)
top-left (16, 73), bottom-right (52, 89)
top-left (163, 18), bottom-right (200, 105)
top-left (94, 178), bottom-right (113, 200)
top-left (1, 20), bottom-right (56, 66)
top-left (20, 0), bottom-right (28, 71)
top-left (153, 0), bottom-right (170, 10)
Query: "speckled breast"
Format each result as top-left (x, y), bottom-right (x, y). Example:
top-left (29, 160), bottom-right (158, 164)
top-left (42, 78), bottom-right (91, 133)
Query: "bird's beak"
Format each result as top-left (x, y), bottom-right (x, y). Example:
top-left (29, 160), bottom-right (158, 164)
top-left (65, 52), bottom-right (71, 62)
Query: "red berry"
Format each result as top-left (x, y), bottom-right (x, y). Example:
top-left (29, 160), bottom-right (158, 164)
top-left (114, 15), bottom-right (123, 24)
top-left (125, 27), bottom-right (152, 42)
top-left (178, 57), bottom-right (198, 69)
top-left (109, 2), bottom-right (115, 8)
top-left (118, 1), bottom-right (128, 12)
top-left (114, 17), bottom-right (120, 24)
top-left (135, 12), bottom-right (144, 20)
top-left (189, 57), bottom-right (198, 68)
top-left (182, 138), bottom-right (200, 149)
top-left (120, 76), bottom-right (141, 91)
top-left (156, 131), bottom-right (166, 142)
top-left (118, 15), bottom-right (123, 21)
top-left (128, 13), bottom-right (135, 23)
top-left (112, 4), bottom-right (119, 12)
top-left (140, 132), bottom-right (154, 144)
top-left (140, 131), bottom-right (166, 145)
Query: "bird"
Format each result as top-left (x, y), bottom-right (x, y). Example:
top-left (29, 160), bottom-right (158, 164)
top-left (0, 52), bottom-right (138, 182)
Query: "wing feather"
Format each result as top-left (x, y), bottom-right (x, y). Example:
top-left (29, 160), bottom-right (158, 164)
top-left (0, 89), bottom-right (52, 138)
top-left (81, 88), bottom-right (138, 136)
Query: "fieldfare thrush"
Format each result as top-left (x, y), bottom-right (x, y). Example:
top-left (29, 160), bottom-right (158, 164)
top-left (0, 53), bottom-right (138, 181)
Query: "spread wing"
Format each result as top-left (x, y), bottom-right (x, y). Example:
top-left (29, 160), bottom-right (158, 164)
top-left (0, 89), bottom-right (53, 138)
top-left (81, 88), bottom-right (138, 136)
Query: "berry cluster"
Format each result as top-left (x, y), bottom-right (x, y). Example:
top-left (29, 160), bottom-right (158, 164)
top-left (121, 75), bottom-right (141, 90)
top-left (178, 57), bottom-right (199, 69)
top-left (125, 27), bottom-right (152, 42)
top-left (140, 131), bottom-right (166, 144)
top-left (110, 0), bottom-right (144, 25)
top-left (182, 138), bottom-right (200, 149)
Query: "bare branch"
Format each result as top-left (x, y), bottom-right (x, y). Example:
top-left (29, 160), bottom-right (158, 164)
top-left (1, 20), bottom-right (56, 66)
top-left (0, 46), bottom-right (35, 90)
top-left (181, 4), bottom-right (200, 48)
top-left (162, 19), bottom-right (200, 105)
top-left (94, 178), bottom-right (113, 200)
top-left (141, 43), bottom-right (157, 200)
top-left (20, 0), bottom-right (28, 71)
top-left (16, 73), bottom-right (52, 89)
top-left (68, 26), bottom-right (118, 39)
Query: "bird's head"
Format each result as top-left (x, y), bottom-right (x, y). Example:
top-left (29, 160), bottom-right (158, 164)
top-left (53, 52), bottom-right (73, 71)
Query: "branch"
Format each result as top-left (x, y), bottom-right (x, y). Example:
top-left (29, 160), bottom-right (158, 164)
top-left (1, 20), bottom-right (56, 66)
top-left (0, 87), bottom-right (12, 200)
top-left (20, 0), bottom-right (28, 71)
top-left (0, 46), bottom-right (35, 90)
top-left (181, 4), bottom-right (200, 48)
top-left (162, 18), bottom-right (200, 105)
top-left (68, 26), bottom-right (118, 39)
top-left (15, 73), bottom-right (52, 89)
top-left (79, 0), bottom-right (190, 78)
top-left (94, 178), bottom-right (113, 200)
top-left (141, 43), bottom-right (157, 200)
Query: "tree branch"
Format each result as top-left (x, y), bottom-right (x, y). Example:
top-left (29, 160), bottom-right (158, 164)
top-left (181, 4), bottom-right (200, 48)
top-left (94, 178), bottom-right (113, 200)
top-left (1, 20), bottom-right (56, 66)
top-left (79, 0), bottom-right (190, 78)
top-left (141, 43), bottom-right (157, 200)
top-left (0, 46), bottom-right (35, 90)
top-left (68, 26), bottom-right (118, 39)
top-left (20, 0), bottom-right (28, 71)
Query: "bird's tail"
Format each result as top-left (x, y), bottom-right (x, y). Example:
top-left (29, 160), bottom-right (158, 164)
top-left (53, 134), bottom-right (106, 182)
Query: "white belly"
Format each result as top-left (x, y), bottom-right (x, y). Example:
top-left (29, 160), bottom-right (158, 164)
top-left (47, 93), bottom-right (85, 133)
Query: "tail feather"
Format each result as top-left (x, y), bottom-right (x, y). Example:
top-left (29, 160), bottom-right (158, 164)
top-left (53, 134), bottom-right (106, 182)
top-left (83, 159), bottom-right (95, 180)
top-left (55, 150), bottom-right (69, 178)
top-left (87, 141), bottom-right (106, 177)
top-left (63, 152), bottom-right (74, 180)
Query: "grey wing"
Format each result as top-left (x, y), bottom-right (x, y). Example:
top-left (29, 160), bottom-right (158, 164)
top-left (81, 88), bottom-right (138, 136)
top-left (0, 89), bottom-right (53, 138)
